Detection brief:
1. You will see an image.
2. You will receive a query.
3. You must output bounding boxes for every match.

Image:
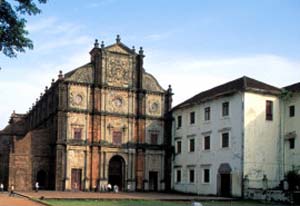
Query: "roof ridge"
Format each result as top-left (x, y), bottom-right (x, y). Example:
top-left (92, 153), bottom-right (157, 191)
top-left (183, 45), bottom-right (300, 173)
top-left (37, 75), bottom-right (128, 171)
top-left (173, 76), bottom-right (281, 110)
top-left (243, 76), bottom-right (248, 89)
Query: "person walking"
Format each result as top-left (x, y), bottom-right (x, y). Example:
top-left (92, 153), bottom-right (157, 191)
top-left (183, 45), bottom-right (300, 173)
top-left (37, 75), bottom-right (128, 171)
top-left (9, 184), bottom-right (14, 196)
top-left (107, 183), bottom-right (112, 192)
top-left (0, 183), bottom-right (4, 192)
top-left (35, 182), bottom-right (39, 192)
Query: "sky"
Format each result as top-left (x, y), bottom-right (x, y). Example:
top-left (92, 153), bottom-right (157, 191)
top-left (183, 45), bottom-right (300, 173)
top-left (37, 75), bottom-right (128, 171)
top-left (1, 0), bottom-right (300, 129)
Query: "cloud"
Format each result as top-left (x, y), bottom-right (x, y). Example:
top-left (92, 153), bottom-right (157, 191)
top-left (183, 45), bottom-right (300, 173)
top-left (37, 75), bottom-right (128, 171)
top-left (145, 53), bottom-right (300, 106)
top-left (27, 17), bottom-right (91, 52)
top-left (0, 47), bottom-right (91, 130)
top-left (26, 17), bottom-right (58, 32)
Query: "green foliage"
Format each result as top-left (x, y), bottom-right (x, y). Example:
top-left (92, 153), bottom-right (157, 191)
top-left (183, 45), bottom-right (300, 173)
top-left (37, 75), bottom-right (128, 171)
top-left (0, 0), bottom-right (47, 57)
top-left (286, 170), bottom-right (300, 191)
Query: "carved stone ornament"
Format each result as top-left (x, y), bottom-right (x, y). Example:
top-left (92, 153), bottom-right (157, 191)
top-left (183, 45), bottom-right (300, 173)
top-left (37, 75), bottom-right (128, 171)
top-left (113, 97), bottom-right (123, 108)
top-left (150, 102), bottom-right (159, 113)
top-left (70, 92), bottom-right (84, 106)
top-left (107, 57), bottom-right (129, 86)
top-left (74, 95), bottom-right (83, 105)
top-left (149, 101), bottom-right (160, 114)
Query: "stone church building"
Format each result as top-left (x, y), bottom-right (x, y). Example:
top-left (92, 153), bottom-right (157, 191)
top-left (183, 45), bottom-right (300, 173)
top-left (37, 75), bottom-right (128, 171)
top-left (0, 36), bottom-right (173, 191)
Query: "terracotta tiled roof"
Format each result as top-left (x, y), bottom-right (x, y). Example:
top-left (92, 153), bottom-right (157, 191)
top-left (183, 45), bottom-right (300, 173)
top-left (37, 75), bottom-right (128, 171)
top-left (173, 76), bottom-right (281, 110)
top-left (284, 82), bottom-right (300, 92)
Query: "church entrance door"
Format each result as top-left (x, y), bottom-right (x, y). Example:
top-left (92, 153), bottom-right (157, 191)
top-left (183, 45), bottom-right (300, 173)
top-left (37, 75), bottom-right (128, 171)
top-left (71, 168), bottom-right (82, 191)
top-left (108, 155), bottom-right (124, 190)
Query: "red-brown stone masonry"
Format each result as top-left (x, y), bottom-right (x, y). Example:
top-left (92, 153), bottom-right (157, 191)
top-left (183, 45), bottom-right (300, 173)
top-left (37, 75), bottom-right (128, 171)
top-left (134, 121), bottom-right (138, 143)
top-left (135, 150), bottom-right (145, 190)
top-left (9, 132), bottom-right (32, 191)
top-left (88, 116), bottom-right (93, 142)
top-left (94, 116), bottom-right (101, 142)
top-left (139, 119), bottom-right (145, 143)
top-left (90, 146), bottom-right (99, 190)
top-left (8, 128), bottom-right (52, 191)
top-left (134, 119), bottom-right (145, 144)
top-left (88, 115), bottom-right (101, 143)
top-left (96, 88), bottom-right (101, 111)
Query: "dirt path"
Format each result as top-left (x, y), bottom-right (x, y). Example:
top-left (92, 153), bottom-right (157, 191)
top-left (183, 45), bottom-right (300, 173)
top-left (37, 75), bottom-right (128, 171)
top-left (0, 192), bottom-right (44, 206)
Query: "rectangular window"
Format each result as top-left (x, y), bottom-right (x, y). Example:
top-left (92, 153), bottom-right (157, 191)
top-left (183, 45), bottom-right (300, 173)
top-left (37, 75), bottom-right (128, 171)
top-left (150, 133), bottom-right (158, 144)
top-left (112, 131), bottom-right (122, 145)
top-left (189, 169), bottom-right (195, 183)
top-left (204, 136), bottom-right (210, 150)
top-left (190, 112), bottom-right (195, 124)
top-left (289, 138), bottom-right (295, 149)
top-left (266, 100), bottom-right (273, 120)
top-left (176, 169), bottom-right (181, 183)
top-left (176, 141), bottom-right (182, 154)
top-left (203, 169), bottom-right (210, 183)
top-left (289, 105), bottom-right (295, 117)
top-left (189, 139), bottom-right (195, 152)
top-left (222, 102), bottom-right (229, 116)
top-left (222, 132), bottom-right (229, 148)
top-left (177, 116), bottom-right (182, 128)
top-left (204, 107), bottom-right (210, 121)
top-left (74, 128), bottom-right (82, 140)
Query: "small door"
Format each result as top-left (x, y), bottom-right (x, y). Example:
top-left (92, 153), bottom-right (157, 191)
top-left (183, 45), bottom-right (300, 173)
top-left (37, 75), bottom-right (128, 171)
top-left (37, 170), bottom-right (47, 189)
top-left (149, 171), bottom-right (158, 191)
top-left (71, 169), bottom-right (82, 191)
top-left (220, 173), bottom-right (231, 197)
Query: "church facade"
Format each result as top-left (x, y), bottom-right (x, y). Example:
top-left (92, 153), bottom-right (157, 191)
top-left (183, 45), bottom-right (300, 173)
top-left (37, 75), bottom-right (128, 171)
top-left (0, 36), bottom-right (173, 191)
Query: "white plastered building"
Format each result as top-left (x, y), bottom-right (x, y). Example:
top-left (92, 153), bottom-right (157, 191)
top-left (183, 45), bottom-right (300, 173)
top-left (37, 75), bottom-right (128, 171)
top-left (171, 76), bottom-right (299, 197)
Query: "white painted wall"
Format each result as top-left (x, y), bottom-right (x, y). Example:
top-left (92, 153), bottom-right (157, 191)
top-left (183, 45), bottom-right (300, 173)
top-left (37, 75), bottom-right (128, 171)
top-left (283, 92), bottom-right (300, 173)
top-left (172, 92), bottom-right (243, 196)
top-left (172, 87), bottom-right (299, 198)
top-left (243, 92), bottom-right (281, 189)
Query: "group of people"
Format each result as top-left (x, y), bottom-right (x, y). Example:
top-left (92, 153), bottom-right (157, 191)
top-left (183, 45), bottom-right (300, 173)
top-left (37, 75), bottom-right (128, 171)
top-left (0, 181), bottom-right (40, 196)
top-left (0, 181), bottom-right (121, 194)
top-left (0, 183), bottom-right (14, 196)
top-left (100, 183), bottom-right (119, 192)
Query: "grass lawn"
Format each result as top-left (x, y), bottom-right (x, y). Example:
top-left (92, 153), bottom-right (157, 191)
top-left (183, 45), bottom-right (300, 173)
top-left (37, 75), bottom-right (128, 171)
top-left (42, 199), bottom-right (282, 206)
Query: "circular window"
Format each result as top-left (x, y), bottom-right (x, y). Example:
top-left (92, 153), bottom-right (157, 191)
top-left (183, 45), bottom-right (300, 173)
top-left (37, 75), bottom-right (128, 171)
top-left (113, 97), bottom-right (123, 107)
top-left (74, 95), bottom-right (83, 105)
top-left (150, 102), bottom-right (159, 112)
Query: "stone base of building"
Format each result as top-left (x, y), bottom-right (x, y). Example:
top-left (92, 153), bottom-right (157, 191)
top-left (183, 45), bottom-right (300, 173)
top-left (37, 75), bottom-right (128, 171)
top-left (244, 188), bottom-right (290, 203)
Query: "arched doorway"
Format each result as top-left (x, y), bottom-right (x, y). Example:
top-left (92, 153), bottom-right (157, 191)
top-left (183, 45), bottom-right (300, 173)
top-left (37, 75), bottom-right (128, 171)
top-left (217, 163), bottom-right (232, 197)
top-left (37, 170), bottom-right (47, 189)
top-left (108, 155), bottom-right (125, 190)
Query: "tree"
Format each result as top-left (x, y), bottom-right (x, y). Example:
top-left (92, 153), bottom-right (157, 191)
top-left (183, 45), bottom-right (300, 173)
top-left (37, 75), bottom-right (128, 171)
top-left (0, 0), bottom-right (47, 58)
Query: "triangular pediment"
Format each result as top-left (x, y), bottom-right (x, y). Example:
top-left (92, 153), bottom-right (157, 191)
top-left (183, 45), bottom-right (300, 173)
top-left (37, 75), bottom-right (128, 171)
top-left (105, 43), bottom-right (135, 55)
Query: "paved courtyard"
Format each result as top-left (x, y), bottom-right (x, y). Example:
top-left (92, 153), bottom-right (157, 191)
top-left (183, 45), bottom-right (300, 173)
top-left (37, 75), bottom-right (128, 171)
top-left (0, 191), bottom-right (292, 206)
top-left (0, 192), bottom-right (43, 206)
top-left (18, 191), bottom-right (233, 201)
